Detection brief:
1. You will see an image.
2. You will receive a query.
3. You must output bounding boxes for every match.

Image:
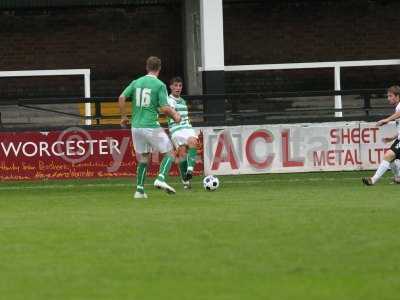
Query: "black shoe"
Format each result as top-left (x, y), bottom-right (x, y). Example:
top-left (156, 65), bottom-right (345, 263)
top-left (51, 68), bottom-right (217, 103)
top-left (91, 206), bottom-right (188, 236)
top-left (391, 177), bottom-right (400, 184)
top-left (362, 177), bottom-right (373, 186)
top-left (182, 180), bottom-right (192, 190)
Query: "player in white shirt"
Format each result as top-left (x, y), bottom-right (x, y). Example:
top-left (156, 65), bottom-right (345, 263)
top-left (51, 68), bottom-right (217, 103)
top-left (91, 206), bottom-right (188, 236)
top-left (363, 85), bottom-right (400, 185)
top-left (167, 77), bottom-right (198, 189)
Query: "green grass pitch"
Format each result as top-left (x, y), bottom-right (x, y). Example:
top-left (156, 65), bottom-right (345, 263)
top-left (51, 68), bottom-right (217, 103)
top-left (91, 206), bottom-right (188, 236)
top-left (0, 171), bottom-right (399, 300)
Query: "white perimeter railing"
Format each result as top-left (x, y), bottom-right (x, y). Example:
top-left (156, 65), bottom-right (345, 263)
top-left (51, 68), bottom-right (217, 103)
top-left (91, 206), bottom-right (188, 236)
top-left (0, 69), bottom-right (92, 125)
top-left (224, 59), bottom-right (400, 117)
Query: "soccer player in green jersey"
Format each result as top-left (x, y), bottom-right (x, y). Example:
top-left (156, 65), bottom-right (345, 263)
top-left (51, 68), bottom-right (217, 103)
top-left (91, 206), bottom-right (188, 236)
top-left (119, 56), bottom-right (181, 198)
top-left (167, 77), bottom-right (199, 189)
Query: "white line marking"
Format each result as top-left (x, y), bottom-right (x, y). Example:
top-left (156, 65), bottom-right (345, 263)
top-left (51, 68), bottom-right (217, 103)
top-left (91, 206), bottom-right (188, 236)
top-left (0, 176), bottom-right (363, 191)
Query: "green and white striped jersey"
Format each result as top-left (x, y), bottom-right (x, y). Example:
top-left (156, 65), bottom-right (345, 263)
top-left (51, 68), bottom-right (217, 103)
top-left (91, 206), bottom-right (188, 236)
top-left (167, 95), bottom-right (192, 135)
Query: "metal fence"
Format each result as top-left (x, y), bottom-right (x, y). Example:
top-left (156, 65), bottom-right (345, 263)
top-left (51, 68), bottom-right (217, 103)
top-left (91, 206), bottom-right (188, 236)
top-left (0, 88), bottom-right (391, 131)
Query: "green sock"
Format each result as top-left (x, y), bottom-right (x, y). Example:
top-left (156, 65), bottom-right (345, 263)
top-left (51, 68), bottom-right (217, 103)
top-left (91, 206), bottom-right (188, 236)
top-left (136, 162), bottom-right (147, 193)
top-left (178, 159), bottom-right (188, 182)
top-left (187, 147), bottom-right (197, 172)
top-left (157, 155), bottom-right (173, 181)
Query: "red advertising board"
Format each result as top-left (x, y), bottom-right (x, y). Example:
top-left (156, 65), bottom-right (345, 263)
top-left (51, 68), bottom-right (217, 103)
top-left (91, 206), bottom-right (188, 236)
top-left (0, 128), bottom-right (203, 181)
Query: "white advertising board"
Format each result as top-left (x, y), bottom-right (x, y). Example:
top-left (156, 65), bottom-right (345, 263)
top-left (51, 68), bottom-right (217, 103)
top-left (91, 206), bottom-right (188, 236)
top-left (203, 122), bottom-right (397, 175)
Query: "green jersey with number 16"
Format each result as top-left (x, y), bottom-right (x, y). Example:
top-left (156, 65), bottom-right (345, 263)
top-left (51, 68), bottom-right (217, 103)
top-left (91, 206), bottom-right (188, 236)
top-left (121, 74), bottom-right (169, 128)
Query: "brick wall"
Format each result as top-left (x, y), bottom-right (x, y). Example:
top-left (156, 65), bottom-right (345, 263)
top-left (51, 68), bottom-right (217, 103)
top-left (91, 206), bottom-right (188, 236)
top-left (1, 1), bottom-right (399, 98)
top-left (223, 0), bottom-right (400, 92)
top-left (0, 4), bottom-right (183, 99)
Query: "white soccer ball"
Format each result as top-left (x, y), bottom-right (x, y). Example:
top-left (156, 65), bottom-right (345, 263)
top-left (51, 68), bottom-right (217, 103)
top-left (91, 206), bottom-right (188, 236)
top-left (203, 175), bottom-right (220, 191)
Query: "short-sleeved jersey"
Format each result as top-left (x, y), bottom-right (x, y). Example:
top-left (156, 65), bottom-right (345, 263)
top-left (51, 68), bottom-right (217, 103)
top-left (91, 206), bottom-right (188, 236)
top-left (396, 102), bottom-right (400, 139)
top-left (121, 75), bottom-right (169, 128)
top-left (167, 95), bottom-right (192, 135)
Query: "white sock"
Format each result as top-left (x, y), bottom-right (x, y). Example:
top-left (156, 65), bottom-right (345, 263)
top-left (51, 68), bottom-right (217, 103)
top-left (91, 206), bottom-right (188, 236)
top-left (371, 160), bottom-right (390, 184)
top-left (390, 160), bottom-right (400, 177)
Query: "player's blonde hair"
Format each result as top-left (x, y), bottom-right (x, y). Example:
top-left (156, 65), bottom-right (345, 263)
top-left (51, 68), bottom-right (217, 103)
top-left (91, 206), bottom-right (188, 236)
top-left (146, 56), bottom-right (161, 72)
top-left (387, 85), bottom-right (400, 96)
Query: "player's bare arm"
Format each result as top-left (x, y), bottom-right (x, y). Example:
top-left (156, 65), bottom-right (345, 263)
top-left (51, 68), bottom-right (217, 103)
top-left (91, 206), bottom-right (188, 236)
top-left (376, 111), bottom-right (400, 126)
top-left (160, 105), bottom-right (181, 123)
top-left (382, 135), bottom-right (397, 143)
top-left (118, 94), bottom-right (130, 127)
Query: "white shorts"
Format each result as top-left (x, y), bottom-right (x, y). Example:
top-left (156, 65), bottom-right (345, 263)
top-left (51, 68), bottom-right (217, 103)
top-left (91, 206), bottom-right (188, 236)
top-left (171, 128), bottom-right (197, 148)
top-left (131, 127), bottom-right (173, 154)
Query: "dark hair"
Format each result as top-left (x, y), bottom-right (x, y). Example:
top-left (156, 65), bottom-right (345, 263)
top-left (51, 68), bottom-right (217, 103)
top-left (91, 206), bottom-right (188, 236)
top-left (146, 56), bottom-right (161, 72)
top-left (169, 76), bottom-right (183, 85)
top-left (387, 85), bottom-right (400, 96)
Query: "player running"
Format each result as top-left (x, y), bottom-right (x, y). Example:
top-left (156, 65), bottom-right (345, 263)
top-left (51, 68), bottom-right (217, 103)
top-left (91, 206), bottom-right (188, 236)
top-left (167, 77), bottom-right (199, 189)
top-left (362, 85), bottom-right (400, 185)
top-left (119, 56), bottom-right (181, 198)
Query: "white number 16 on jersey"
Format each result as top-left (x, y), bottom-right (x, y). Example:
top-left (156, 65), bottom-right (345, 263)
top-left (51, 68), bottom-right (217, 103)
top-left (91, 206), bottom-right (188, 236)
top-left (136, 88), bottom-right (151, 107)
